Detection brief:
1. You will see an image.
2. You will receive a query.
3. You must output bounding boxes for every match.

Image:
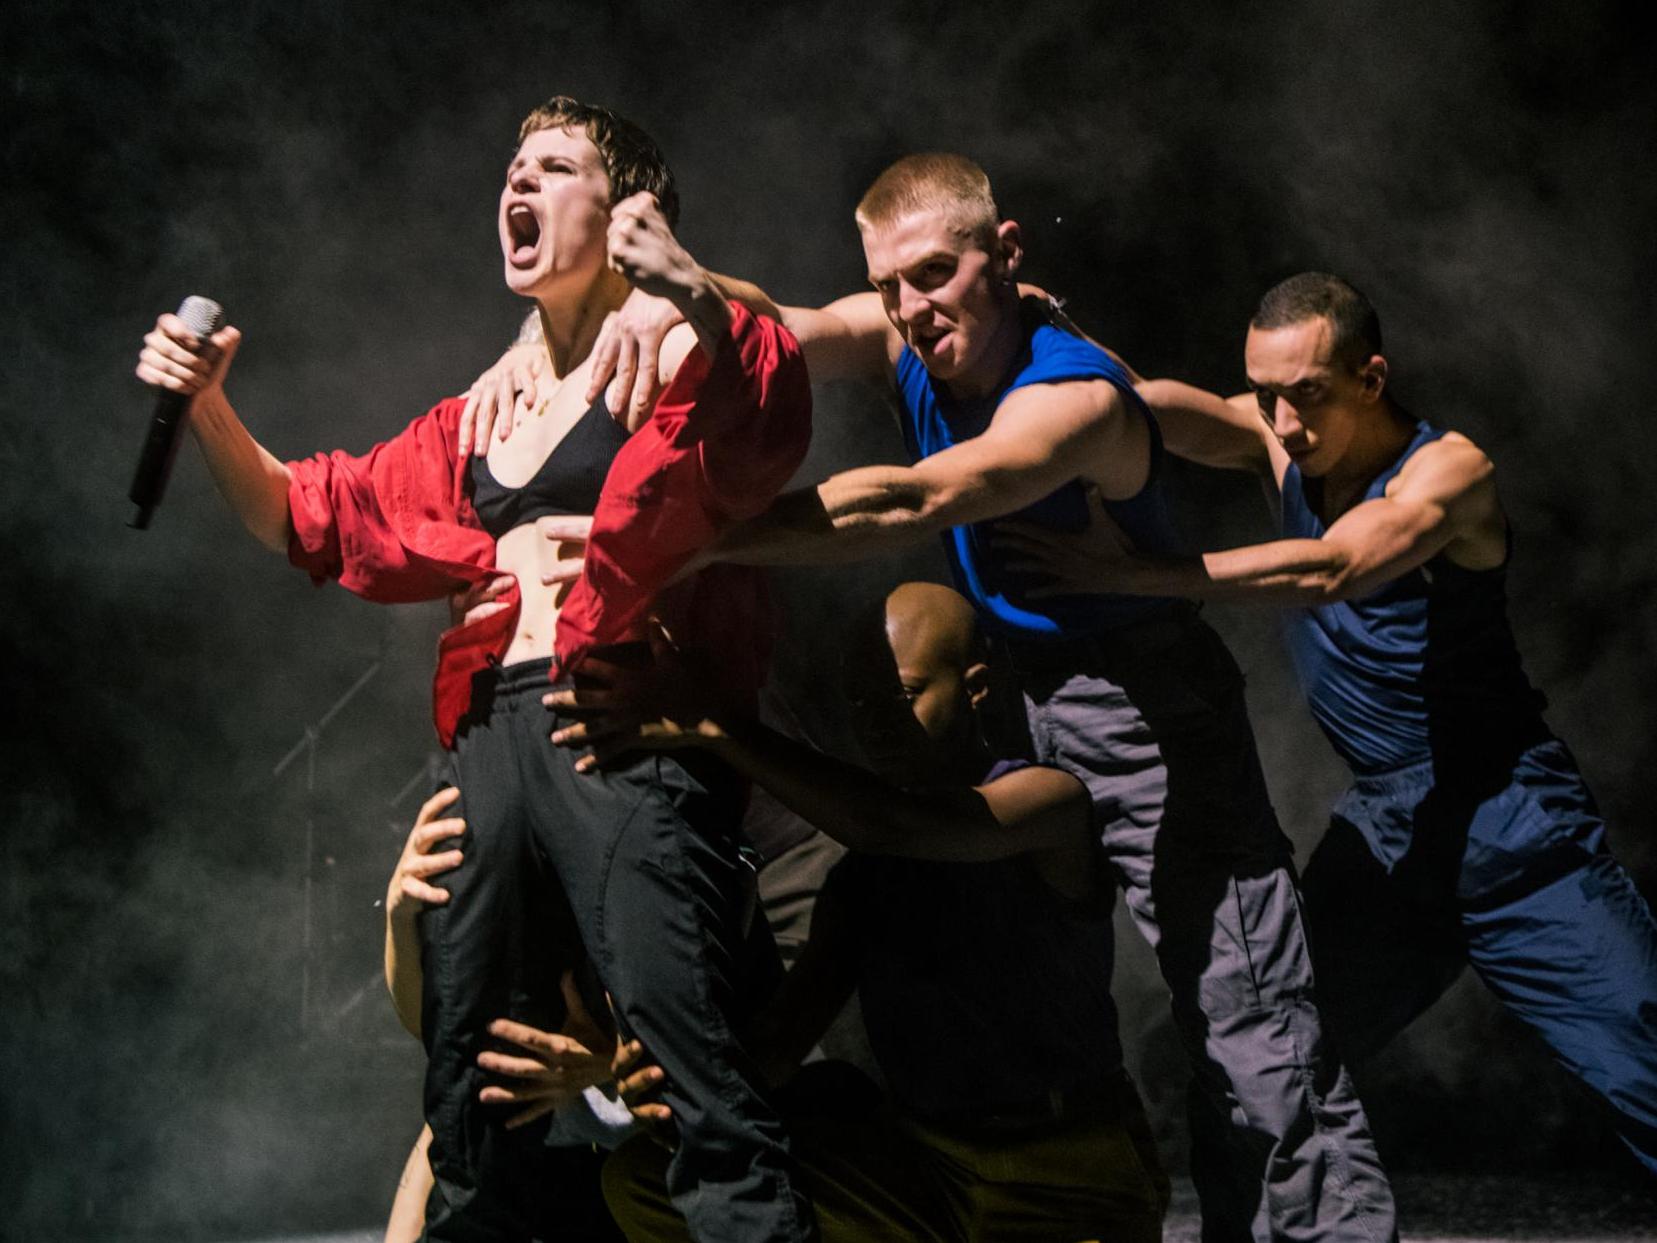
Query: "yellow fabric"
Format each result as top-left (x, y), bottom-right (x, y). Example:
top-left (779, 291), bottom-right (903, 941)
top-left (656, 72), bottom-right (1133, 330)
top-left (604, 1103), bottom-right (1168, 1242)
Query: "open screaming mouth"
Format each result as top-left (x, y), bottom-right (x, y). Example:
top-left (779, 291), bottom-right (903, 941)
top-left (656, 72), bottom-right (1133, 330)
top-left (507, 204), bottom-right (540, 261)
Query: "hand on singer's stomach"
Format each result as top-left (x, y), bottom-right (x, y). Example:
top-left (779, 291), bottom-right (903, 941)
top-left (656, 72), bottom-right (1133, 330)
top-left (533, 513), bottom-right (593, 594)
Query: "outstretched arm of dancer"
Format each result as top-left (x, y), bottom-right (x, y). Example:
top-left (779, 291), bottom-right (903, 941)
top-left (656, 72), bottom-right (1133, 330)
top-left (546, 626), bottom-right (1088, 864)
top-left (998, 433), bottom-right (1499, 604)
top-left (697, 376), bottom-right (1146, 567)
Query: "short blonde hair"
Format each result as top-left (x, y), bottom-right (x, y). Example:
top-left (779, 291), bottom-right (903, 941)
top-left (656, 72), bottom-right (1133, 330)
top-left (517, 96), bottom-right (679, 227)
top-left (854, 153), bottom-right (999, 245)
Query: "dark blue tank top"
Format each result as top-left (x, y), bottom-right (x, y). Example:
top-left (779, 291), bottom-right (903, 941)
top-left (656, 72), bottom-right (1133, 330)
top-left (1281, 420), bottom-right (1546, 774)
top-left (826, 760), bottom-right (1121, 1124)
top-left (895, 304), bottom-right (1180, 638)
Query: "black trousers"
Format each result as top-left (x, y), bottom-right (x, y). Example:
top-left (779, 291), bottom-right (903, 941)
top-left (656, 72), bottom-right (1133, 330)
top-left (421, 657), bottom-right (810, 1242)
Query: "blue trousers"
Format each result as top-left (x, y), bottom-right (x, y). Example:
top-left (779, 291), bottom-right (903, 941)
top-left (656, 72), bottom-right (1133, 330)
top-left (1007, 609), bottom-right (1397, 1243)
top-left (1302, 736), bottom-right (1657, 1175)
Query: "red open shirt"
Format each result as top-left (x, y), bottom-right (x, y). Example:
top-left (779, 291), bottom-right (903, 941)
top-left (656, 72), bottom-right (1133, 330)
top-left (285, 302), bottom-right (811, 747)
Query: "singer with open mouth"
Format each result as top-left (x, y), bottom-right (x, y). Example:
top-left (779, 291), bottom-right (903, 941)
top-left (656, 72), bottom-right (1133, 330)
top-left (133, 95), bottom-right (814, 1243)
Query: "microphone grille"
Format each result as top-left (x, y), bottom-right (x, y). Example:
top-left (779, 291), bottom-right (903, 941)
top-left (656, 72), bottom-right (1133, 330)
top-left (177, 295), bottom-right (225, 338)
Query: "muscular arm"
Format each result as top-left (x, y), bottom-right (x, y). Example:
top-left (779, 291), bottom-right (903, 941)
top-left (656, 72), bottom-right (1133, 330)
top-left (1078, 434), bottom-right (1500, 604)
top-left (1134, 380), bottom-right (1275, 475)
top-left (710, 379), bottom-right (1141, 566)
top-left (707, 279), bottom-right (896, 382)
top-left (711, 280), bottom-right (1065, 386)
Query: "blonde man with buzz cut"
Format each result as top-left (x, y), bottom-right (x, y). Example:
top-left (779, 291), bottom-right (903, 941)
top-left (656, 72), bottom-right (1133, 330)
top-left (476, 153), bottom-right (1399, 1241)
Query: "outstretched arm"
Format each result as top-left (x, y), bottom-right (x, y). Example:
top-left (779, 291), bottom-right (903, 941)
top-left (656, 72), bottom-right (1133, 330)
top-left (1136, 380), bottom-right (1276, 475)
top-left (706, 378), bottom-right (1142, 566)
top-left (135, 314), bottom-right (293, 550)
top-left (711, 283), bottom-right (898, 382)
top-left (545, 642), bottom-right (1088, 863)
top-left (690, 719), bottom-right (1088, 862)
top-left (578, 281), bottom-right (896, 427)
top-left (1003, 433), bottom-right (1501, 604)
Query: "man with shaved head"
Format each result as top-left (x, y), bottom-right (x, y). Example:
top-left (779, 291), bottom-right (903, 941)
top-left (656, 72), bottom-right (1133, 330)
top-left (550, 581), bottom-right (1167, 1241)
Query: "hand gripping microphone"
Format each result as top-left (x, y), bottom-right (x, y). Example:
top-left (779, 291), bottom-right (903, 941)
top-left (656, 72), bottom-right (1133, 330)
top-left (129, 295), bottom-right (225, 530)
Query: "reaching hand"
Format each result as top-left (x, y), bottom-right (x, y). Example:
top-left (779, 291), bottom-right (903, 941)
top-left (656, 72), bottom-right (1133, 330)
top-left (136, 312), bottom-right (242, 400)
top-left (386, 787), bottom-right (465, 922)
top-left (612, 1034), bottom-right (674, 1144)
top-left (996, 486), bottom-right (1137, 598)
top-left (447, 575), bottom-right (516, 628)
top-left (586, 287), bottom-right (685, 426)
top-left (532, 514), bottom-right (591, 591)
top-left (457, 341), bottom-right (545, 458)
top-left (477, 972), bottom-right (618, 1129)
top-left (545, 619), bottom-right (728, 772)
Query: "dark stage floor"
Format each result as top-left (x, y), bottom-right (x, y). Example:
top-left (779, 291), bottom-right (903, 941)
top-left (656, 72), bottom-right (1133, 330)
top-left (169, 1173), bottom-right (1654, 1242)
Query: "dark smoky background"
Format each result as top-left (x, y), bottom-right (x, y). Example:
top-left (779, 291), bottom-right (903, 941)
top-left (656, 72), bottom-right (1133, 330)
top-left (3, 0), bottom-right (1652, 1235)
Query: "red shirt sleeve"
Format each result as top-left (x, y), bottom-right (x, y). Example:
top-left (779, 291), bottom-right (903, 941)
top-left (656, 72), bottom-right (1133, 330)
top-left (553, 302), bottom-right (812, 675)
top-left (285, 396), bottom-right (497, 603)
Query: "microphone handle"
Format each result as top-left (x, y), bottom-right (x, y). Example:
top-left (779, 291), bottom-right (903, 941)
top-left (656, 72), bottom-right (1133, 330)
top-left (128, 294), bottom-right (224, 530)
top-left (128, 390), bottom-right (191, 530)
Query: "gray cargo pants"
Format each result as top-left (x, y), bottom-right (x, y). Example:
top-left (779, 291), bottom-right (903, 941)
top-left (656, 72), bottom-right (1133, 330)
top-left (1005, 607), bottom-right (1396, 1243)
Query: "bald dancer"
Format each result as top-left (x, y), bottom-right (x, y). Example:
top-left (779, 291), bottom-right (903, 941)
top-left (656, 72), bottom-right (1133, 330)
top-left (552, 582), bottom-right (1168, 1241)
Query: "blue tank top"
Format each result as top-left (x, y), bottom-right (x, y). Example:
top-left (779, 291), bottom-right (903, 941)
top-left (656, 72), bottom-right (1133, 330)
top-left (825, 760), bottom-right (1122, 1124)
top-left (895, 304), bottom-right (1180, 638)
top-left (1281, 420), bottom-right (1546, 774)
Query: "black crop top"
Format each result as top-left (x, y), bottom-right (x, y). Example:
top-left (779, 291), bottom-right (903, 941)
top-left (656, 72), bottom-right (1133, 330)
top-left (468, 396), bottom-right (632, 538)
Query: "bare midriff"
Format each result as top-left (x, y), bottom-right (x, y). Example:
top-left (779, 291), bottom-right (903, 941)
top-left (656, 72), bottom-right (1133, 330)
top-left (495, 518), bottom-right (588, 667)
